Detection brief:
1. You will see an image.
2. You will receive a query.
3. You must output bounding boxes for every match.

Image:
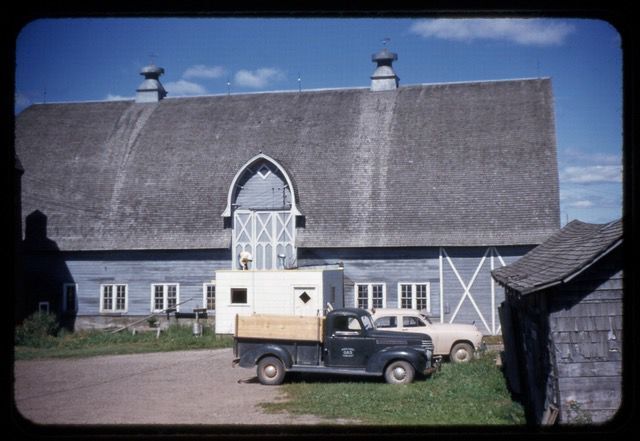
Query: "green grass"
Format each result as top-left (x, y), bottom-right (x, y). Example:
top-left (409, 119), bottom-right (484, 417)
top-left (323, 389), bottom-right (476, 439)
top-left (261, 353), bottom-right (524, 426)
top-left (14, 324), bottom-right (234, 360)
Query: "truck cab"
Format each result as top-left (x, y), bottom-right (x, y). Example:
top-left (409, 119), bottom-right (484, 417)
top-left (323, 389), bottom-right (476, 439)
top-left (233, 308), bottom-right (440, 385)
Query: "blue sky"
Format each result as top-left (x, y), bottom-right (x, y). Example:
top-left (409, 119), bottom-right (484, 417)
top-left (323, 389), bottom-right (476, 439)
top-left (14, 18), bottom-right (622, 225)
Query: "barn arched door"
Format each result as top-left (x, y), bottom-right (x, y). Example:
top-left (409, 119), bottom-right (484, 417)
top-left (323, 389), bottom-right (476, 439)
top-left (224, 155), bottom-right (299, 270)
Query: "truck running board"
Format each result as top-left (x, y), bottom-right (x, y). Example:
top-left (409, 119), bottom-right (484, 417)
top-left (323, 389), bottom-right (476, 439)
top-left (287, 365), bottom-right (379, 377)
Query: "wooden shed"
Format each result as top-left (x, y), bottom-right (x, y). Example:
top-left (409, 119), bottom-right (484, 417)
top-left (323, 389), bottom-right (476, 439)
top-left (492, 219), bottom-right (623, 425)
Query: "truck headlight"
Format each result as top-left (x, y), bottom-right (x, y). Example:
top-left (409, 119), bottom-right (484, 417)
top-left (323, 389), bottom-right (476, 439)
top-left (425, 349), bottom-right (433, 359)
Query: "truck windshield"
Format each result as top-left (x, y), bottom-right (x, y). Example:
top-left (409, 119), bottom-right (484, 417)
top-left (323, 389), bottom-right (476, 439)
top-left (420, 313), bottom-right (433, 324)
top-left (360, 314), bottom-right (374, 330)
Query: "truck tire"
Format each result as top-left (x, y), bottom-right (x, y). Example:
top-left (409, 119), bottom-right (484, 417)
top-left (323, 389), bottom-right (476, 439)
top-left (384, 360), bottom-right (415, 384)
top-left (450, 342), bottom-right (474, 363)
top-left (257, 356), bottom-right (286, 385)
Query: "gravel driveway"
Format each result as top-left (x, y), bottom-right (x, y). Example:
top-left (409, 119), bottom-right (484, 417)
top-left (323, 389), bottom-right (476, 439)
top-left (14, 348), bottom-right (350, 426)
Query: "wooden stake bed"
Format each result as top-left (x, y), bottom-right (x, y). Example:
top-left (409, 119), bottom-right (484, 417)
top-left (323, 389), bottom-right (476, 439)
top-left (235, 314), bottom-right (324, 342)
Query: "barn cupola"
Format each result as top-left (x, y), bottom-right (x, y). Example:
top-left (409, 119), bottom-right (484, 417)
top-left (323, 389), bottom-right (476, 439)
top-left (135, 64), bottom-right (167, 103)
top-left (370, 47), bottom-right (399, 91)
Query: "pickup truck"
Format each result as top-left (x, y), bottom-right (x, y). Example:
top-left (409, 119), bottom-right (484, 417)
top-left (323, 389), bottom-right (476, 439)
top-left (232, 308), bottom-right (440, 385)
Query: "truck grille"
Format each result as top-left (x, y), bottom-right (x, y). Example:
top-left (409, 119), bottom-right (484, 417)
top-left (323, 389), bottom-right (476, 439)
top-left (421, 339), bottom-right (434, 352)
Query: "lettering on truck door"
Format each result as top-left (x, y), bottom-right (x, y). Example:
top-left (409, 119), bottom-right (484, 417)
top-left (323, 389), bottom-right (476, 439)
top-left (325, 315), bottom-right (373, 367)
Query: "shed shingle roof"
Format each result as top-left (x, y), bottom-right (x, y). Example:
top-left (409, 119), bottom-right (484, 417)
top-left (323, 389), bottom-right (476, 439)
top-left (16, 78), bottom-right (560, 251)
top-left (491, 219), bottom-right (622, 294)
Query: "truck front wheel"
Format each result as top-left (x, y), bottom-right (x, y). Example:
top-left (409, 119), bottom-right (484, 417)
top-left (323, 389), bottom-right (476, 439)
top-left (257, 356), bottom-right (286, 385)
top-left (384, 360), bottom-right (415, 384)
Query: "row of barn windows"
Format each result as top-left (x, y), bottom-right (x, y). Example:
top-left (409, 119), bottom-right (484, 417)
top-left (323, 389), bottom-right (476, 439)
top-left (60, 283), bottom-right (216, 314)
top-left (355, 282), bottom-right (431, 311)
top-left (59, 281), bottom-right (431, 314)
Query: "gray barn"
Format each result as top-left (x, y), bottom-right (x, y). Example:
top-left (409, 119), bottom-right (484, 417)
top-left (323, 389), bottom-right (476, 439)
top-left (493, 219), bottom-right (623, 425)
top-left (15, 48), bottom-right (560, 333)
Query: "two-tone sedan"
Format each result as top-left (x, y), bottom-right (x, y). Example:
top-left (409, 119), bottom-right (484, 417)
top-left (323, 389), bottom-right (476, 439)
top-left (371, 308), bottom-right (484, 363)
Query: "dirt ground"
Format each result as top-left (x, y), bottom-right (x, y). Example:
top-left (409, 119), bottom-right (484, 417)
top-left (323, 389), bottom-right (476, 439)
top-left (13, 348), bottom-right (355, 428)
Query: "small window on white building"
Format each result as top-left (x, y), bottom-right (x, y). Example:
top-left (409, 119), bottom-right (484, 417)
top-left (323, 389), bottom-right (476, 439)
top-left (231, 288), bottom-right (248, 304)
top-left (203, 283), bottom-right (216, 311)
top-left (63, 283), bottom-right (78, 312)
top-left (100, 284), bottom-right (127, 313)
top-left (398, 283), bottom-right (430, 311)
top-left (354, 283), bottom-right (386, 309)
top-left (151, 284), bottom-right (179, 312)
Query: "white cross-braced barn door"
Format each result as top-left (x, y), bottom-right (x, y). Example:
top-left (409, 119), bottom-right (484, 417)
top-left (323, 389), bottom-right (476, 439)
top-left (233, 210), bottom-right (296, 270)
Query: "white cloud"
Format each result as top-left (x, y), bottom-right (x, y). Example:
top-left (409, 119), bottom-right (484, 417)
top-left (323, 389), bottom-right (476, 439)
top-left (569, 200), bottom-right (594, 209)
top-left (164, 80), bottom-right (207, 96)
top-left (183, 65), bottom-right (226, 80)
top-left (561, 165), bottom-right (622, 184)
top-left (234, 68), bottom-right (286, 89)
top-left (105, 94), bottom-right (133, 101)
top-left (409, 19), bottom-right (575, 46)
top-left (559, 147), bottom-right (621, 167)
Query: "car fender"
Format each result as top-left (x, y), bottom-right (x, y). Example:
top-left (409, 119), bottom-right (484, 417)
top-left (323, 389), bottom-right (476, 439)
top-left (238, 344), bottom-right (294, 369)
top-left (366, 347), bottom-right (427, 374)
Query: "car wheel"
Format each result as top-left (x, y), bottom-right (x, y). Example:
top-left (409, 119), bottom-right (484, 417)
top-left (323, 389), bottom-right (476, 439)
top-left (450, 342), bottom-right (474, 363)
top-left (257, 356), bottom-right (286, 385)
top-left (384, 360), bottom-right (415, 384)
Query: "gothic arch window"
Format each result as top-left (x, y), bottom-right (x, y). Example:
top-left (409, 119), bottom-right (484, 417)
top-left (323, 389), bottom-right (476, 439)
top-left (222, 154), bottom-right (301, 270)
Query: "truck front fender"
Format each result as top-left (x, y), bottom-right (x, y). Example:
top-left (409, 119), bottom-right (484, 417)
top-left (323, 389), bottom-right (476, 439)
top-left (238, 343), bottom-right (294, 369)
top-left (366, 347), bottom-right (428, 375)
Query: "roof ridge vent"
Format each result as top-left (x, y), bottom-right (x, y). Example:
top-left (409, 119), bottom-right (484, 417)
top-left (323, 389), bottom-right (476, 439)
top-left (370, 41), bottom-right (399, 91)
top-left (136, 64), bottom-right (167, 103)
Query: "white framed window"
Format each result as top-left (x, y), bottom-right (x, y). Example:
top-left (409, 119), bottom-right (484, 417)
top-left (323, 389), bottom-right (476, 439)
top-left (62, 283), bottom-right (77, 312)
top-left (398, 283), bottom-right (431, 311)
top-left (100, 284), bottom-right (128, 313)
top-left (203, 283), bottom-right (216, 311)
top-left (151, 284), bottom-right (180, 312)
top-left (354, 283), bottom-right (386, 309)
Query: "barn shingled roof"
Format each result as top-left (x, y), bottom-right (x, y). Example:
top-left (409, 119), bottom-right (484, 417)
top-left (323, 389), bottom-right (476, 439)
top-left (491, 218), bottom-right (622, 294)
top-left (15, 78), bottom-right (560, 251)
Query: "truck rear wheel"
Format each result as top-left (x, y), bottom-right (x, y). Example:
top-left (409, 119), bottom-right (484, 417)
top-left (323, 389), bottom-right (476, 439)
top-left (257, 356), bottom-right (285, 385)
top-left (384, 360), bottom-right (415, 384)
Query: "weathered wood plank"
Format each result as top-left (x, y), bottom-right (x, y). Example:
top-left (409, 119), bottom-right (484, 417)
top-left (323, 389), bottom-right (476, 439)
top-left (562, 277), bottom-right (623, 293)
top-left (236, 314), bottom-right (324, 342)
top-left (556, 360), bottom-right (622, 378)
top-left (558, 376), bottom-right (622, 406)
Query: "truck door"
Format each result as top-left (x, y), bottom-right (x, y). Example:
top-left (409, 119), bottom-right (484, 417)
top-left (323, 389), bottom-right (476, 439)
top-left (325, 315), bottom-right (375, 368)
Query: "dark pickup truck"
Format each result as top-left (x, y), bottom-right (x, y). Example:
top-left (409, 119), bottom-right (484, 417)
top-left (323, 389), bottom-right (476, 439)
top-left (232, 308), bottom-right (441, 385)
